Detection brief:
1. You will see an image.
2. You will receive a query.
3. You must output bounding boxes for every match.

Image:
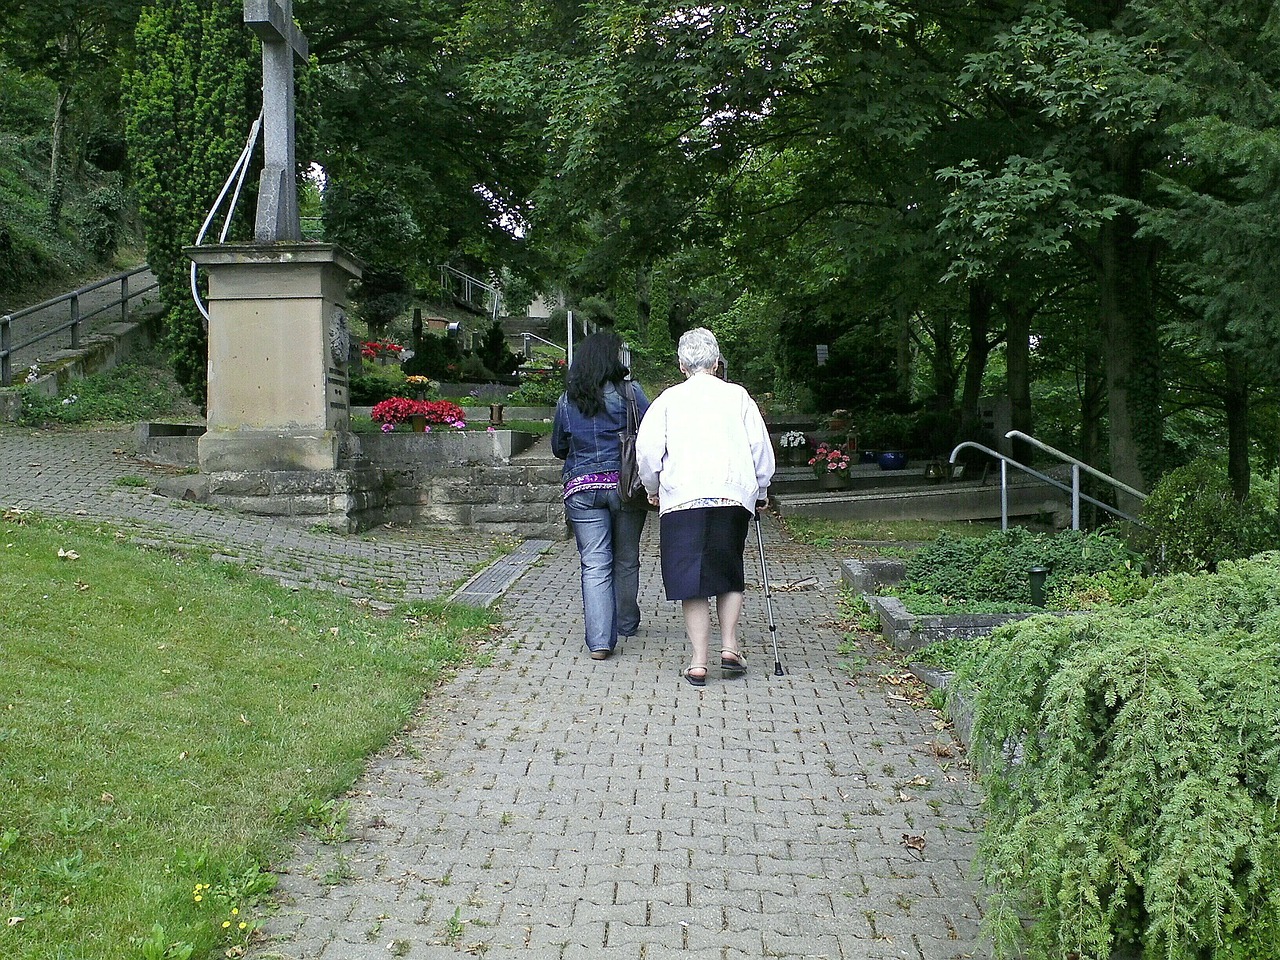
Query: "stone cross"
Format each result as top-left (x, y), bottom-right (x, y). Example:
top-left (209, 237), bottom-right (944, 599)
top-left (244, 0), bottom-right (308, 242)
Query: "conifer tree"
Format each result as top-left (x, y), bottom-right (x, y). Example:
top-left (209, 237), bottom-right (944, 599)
top-left (126, 0), bottom-right (252, 405)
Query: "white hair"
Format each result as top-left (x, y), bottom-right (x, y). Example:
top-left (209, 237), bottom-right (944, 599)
top-left (677, 327), bottom-right (721, 373)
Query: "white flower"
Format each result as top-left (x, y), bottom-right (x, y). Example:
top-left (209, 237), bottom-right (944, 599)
top-left (779, 430), bottom-right (808, 448)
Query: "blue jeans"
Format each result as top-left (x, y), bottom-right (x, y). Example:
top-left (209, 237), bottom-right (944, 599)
top-left (565, 488), bottom-right (647, 652)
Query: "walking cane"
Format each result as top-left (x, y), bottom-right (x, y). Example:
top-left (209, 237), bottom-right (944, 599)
top-left (754, 512), bottom-right (785, 677)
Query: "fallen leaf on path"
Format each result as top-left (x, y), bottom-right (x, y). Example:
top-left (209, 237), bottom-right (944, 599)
top-left (776, 577), bottom-right (818, 592)
top-left (902, 833), bottom-right (927, 854)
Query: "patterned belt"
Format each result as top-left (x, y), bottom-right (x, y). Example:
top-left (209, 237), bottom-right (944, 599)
top-left (563, 471), bottom-right (619, 500)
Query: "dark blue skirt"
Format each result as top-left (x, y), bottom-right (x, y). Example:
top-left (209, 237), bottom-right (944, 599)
top-left (659, 505), bottom-right (752, 601)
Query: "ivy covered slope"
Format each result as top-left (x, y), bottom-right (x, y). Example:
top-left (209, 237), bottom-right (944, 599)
top-left (956, 553), bottom-right (1280, 960)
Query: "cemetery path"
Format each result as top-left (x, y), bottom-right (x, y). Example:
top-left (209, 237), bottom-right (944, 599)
top-left (0, 425), bottom-right (992, 960)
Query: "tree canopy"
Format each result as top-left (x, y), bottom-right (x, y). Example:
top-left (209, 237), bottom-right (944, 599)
top-left (1, 0), bottom-right (1277, 498)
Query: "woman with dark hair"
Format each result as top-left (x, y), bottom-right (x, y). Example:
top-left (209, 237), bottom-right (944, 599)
top-left (551, 331), bottom-right (651, 660)
top-left (634, 328), bottom-right (774, 686)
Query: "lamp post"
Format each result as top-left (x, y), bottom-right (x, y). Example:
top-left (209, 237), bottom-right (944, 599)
top-left (1029, 566), bottom-right (1050, 607)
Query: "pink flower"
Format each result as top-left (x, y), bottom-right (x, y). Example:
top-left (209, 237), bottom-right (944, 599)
top-left (381, 422), bottom-right (393, 433)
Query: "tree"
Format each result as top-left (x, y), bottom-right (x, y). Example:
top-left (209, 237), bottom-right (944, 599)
top-left (0, 0), bottom-right (143, 221)
top-left (126, 0), bottom-right (254, 405)
top-left (301, 0), bottom-right (542, 327)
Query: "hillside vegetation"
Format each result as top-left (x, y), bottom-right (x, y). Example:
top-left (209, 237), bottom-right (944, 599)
top-left (0, 65), bottom-right (142, 311)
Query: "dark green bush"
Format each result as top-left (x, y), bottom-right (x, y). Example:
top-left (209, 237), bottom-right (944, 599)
top-left (402, 331), bottom-right (463, 381)
top-left (1138, 458), bottom-right (1279, 574)
top-left (956, 553), bottom-right (1280, 960)
top-left (475, 319), bottom-right (523, 378)
top-left (507, 362), bottom-right (566, 406)
top-left (902, 528), bottom-right (1142, 607)
top-left (348, 373), bottom-right (403, 406)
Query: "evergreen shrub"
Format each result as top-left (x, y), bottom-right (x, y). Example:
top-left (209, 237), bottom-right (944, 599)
top-left (901, 528), bottom-right (1142, 608)
top-left (348, 372), bottom-right (404, 406)
top-left (1138, 458), bottom-right (1279, 574)
top-left (507, 362), bottom-right (566, 406)
top-left (956, 553), bottom-right (1280, 960)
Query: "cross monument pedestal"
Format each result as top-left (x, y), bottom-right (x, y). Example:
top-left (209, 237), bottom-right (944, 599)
top-left (187, 243), bottom-right (362, 474)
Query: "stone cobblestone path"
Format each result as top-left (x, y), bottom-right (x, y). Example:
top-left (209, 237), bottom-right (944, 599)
top-left (0, 425), bottom-right (992, 960)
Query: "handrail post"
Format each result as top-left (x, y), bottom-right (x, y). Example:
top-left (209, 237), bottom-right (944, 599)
top-left (70, 295), bottom-right (80, 349)
top-left (121, 274), bottom-right (130, 323)
top-left (1072, 463), bottom-right (1081, 530)
top-left (1, 314), bottom-right (10, 387)
top-left (1001, 460), bottom-right (1008, 530)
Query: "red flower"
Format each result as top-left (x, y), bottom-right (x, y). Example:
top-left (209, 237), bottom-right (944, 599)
top-left (370, 397), bottom-right (467, 429)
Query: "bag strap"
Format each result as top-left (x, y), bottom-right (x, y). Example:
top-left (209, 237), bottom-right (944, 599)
top-left (624, 380), bottom-right (639, 434)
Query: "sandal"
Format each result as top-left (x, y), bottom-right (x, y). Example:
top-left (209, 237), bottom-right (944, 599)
top-left (682, 665), bottom-right (708, 687)
top-left (720, 649), bottom-right (747, 675)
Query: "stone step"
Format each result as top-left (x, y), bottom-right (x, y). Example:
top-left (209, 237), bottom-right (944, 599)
top-left (775, 479), bottom-right (1073, 525)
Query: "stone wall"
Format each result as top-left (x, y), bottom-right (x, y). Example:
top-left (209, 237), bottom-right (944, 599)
top-left (142, 425), bottom-right (567, 539)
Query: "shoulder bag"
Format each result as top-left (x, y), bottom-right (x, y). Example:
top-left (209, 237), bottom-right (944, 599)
top-left (618, 381), bottom-right (653, 509)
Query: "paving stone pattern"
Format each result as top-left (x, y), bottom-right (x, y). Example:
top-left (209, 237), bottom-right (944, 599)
top-left (0, 426), bottom-right (992, 959)
top-left (0, 427), bottom-right (503, 602)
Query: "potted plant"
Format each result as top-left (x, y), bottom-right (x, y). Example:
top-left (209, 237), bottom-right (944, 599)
top-left (777, 430), bottom-right (809, 465)
top-left (360, 339), bottom-right (405, 366)
top-left (808, 442), bottom-right (853, 489)
top-left (370, 397), bottom-right (467, 433)
top-left (404, 374), bottom-right (437, 400)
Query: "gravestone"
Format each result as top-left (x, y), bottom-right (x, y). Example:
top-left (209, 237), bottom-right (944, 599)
top-left (186, 0), bottom-right (369, 523)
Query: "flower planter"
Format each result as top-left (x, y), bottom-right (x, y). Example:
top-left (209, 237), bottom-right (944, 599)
top-left (859, 449), bottom-right (879, 464)
top-left (409, 414), bottom-right (427, 432)
top-left (819, 472), bottom-right (850, 490)
top-left (877, 451), bottom-right (907, 470)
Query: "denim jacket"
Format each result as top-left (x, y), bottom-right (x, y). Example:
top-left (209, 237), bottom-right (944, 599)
top-left (551, 380), bottom-right (650, 482)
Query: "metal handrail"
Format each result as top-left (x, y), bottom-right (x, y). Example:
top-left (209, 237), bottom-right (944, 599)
top-left (949, 439), bottom-right (1144, 530)
top-left (1, 266), bottom-right (159, 386)
top-left (438, 264), bottom-right (503, 321)
top-left (520, 331), bottom-right (566, 356)
top-left (1005, 430), bottom-right (1147, 504)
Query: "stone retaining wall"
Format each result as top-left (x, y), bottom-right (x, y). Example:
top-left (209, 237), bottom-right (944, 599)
top-left (142, 425), bottom-right (567, 539)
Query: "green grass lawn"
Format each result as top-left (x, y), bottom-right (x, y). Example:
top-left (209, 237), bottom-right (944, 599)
top-left (0, 511), bottom-right (496, 959)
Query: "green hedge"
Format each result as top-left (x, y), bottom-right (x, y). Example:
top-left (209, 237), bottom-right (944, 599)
top-left (1138, 458), bottom-right (1279, 574)
top-left (901, 528), bottom-right (1142, 608)
top-left (956, 552), bottom-right (1280, 960)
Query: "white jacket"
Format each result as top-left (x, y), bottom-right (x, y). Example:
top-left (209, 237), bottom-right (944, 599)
top-left (635, 372), bottom-right (775, 514)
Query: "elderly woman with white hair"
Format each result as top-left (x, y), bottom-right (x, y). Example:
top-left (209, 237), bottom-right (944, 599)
top-left (635, 327), bottom-right (775, 686)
